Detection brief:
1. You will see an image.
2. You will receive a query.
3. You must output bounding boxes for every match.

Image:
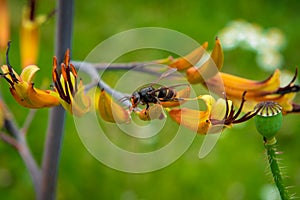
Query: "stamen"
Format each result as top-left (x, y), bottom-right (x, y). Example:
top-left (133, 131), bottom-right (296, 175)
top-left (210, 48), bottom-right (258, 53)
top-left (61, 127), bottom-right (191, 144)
top-left (232, 91), bottom-right (247, 119)
top-left (275, 68), bottom-right (300, 94)
top-left (5, 41), bottom-right (18, 83)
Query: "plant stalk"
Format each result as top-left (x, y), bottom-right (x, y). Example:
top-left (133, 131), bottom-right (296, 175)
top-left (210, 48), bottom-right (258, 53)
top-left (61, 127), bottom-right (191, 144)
top-left (39, 0), bottom-right (74, 199)
top-left (265, 138), bottom-right (290, 200)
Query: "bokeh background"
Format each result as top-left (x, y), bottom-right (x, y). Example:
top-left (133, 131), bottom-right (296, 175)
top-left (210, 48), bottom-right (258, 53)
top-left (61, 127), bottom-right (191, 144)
top-left (1, 0), bottom-right (300, 199)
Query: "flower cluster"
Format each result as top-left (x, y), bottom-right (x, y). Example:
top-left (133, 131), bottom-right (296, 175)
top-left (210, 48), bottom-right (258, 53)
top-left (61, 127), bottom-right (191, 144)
top-left (97, 38), bottom-right (300, 135)
top-left (1, 37), bottom-right (299, 135)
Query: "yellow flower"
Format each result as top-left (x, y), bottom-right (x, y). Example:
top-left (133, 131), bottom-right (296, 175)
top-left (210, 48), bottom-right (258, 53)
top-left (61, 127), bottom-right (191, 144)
top-left (0, 42), bottom-right (59, 108)
top-left (1, 64), bottom-right (60, 109)
top-left (52, 49), bottom-right (90, 116)
top-left (20, 5), bottom-right (47, 67)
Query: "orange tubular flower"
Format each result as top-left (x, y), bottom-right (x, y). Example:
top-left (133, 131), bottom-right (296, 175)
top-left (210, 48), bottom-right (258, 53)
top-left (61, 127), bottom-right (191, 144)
top-left (171, 38), bottom-right (299, 114)
top-left (206, 69), bottom-right (299, 114)
top-left (52, 50), bottom-right (90, 116)
top-left (0, 44), bottom-right (59, 108)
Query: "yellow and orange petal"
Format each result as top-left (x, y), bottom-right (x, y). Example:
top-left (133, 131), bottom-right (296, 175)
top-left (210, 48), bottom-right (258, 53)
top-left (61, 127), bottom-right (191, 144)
top-left (169, 42), bottom-right (208, 71)
top-left (168, 95), bottom-right (215, 134)
top-left (186, 38), bottom-right (224, 84)
top-left (98, 89), bottom-right (130, 123)
top-left (1, 64), bottom-right (60, 108)
top-left (206, 69), bottom-right (296, 113)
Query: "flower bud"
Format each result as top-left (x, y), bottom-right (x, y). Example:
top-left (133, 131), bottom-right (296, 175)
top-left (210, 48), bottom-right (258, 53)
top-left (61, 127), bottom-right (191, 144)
top-left (254, 102), bottom-right (282, 140)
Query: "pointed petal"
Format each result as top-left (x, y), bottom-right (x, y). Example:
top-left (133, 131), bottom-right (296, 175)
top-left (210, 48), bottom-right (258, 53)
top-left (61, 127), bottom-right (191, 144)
top-left (169, 42), bottom-right (208, 70)
top-left (186, 38), bottom-right (223, 84)
top-left (20, 65), bottom-right (40, 82)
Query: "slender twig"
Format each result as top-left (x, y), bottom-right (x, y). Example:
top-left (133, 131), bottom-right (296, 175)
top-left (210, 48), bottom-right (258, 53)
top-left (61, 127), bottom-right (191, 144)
top-left (21, 109), bottom-right (37, 135)
top-left (0, 132), bottom-right (18, 148)
top-left (2, 116), bottom-right (41, 195)
top-left (72, 59), bottom-right (176, 77)
top-left (39, 0), bottom-right (74, 200)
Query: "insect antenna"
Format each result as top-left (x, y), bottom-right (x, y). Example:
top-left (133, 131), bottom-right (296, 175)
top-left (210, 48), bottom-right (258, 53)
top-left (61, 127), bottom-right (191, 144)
top-left (150, 68), bottom-right (177, 86)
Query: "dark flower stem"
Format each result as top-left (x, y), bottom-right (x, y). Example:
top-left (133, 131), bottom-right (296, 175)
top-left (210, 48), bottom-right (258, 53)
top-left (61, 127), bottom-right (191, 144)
top-left (264, 138), bottom-right (290, 200)
top-left (39, 0), bottom-right (74, 200)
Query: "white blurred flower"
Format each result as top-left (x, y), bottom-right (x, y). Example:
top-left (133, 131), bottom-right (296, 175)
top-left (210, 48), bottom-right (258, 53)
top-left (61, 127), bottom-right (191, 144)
top-left (218, 20), bottom-right (286, 71)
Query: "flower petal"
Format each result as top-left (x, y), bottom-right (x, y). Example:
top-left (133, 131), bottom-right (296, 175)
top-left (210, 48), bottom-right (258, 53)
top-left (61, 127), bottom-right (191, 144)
top-left (168, 95), bottom-right (215, 134)
top-left (138, 104), bottom-right (165, 121)
top-left (20, 65), bottom-right (40, 82)
top-left (186, 38), bottom-right (224, 84)
top-left (9, 82), bottom-right (59, 108)
top-left (169, 108), bottom-right (211, 134)
top-left (98, 89), bottom-right (130, 123)
top-left (169, 42), bottom-right (208, 70)
top-left (1, 65), bottom-right (21, 83)
top-left (206, 69), bottom-right (295, 112)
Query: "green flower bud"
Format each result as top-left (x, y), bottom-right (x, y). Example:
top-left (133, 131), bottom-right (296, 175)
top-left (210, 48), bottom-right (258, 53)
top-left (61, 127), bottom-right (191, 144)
top-left (254, 102), bottom-right (282, 140)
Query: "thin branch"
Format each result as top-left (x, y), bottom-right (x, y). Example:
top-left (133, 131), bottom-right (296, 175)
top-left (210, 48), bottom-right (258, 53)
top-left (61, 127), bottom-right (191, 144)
top-left (39, 0), bottom-right (74, 199)
top-left (21, 109), bottom-right (37, 135)
top-left (0, 132), bottom-right (18, 149)
top-left (72, 60), bottom-right (174, 76)
top-left (2, 116), bottom-right (41, 195)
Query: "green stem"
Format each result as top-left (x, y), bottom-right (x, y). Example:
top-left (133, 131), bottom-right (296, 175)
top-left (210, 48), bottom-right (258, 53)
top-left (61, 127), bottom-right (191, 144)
top-left (264, 138), bottom-right (290, 200)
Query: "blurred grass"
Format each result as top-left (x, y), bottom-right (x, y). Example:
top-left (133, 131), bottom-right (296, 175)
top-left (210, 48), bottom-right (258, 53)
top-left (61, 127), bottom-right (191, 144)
top-left (0, 0), bottom-right (300, 199)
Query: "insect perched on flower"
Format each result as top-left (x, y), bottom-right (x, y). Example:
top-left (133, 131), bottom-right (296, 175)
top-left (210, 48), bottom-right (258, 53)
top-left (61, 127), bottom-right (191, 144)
top-left (125, 69), bottom-right (191, 112)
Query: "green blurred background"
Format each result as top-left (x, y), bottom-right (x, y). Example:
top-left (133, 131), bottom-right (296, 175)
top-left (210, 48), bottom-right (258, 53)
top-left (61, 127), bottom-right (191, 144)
top-left (1, 0), bottom-right (300, 199)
